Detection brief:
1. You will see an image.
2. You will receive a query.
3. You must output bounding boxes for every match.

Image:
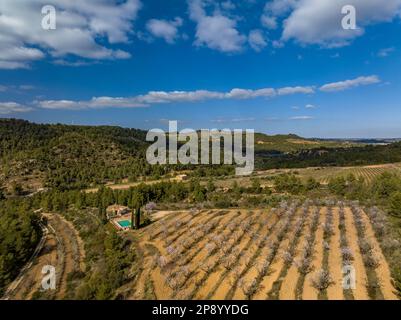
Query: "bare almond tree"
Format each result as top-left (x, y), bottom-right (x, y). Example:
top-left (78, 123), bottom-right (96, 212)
top-left (311, 269), bottom-right (333, 291)
top-left (341, 247), bottom-right (354, 265)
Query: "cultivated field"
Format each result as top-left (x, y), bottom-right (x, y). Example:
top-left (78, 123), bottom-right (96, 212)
top-left (130, 202), bottom-right (398, 300)
top-left (211, 163), bottom-right (401, 190)
top-left (310, 164), bottom-right (401, 185)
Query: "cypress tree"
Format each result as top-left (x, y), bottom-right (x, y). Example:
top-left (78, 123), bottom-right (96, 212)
top-left (131, 208), bottom-right (136, 230)
top-left (135, 207), bottom-right (141, 230)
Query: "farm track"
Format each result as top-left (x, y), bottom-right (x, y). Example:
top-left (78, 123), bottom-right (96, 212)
top-left (5, 213), bottom-right (85, 300)
top-left (130, 205), bottom-right (398, 300)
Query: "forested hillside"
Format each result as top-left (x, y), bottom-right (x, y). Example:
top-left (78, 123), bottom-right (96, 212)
top-left (0, 199), bottom-right (41, 295)
top-left (0, 119), bottom-right (168, 191)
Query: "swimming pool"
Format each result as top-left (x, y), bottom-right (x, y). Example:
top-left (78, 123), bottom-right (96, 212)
top-left (117, 220), bottom-right (131, 228)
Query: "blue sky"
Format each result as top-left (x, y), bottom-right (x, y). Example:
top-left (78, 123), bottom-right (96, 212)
top-left (1, 0), bottom-right (401, 138)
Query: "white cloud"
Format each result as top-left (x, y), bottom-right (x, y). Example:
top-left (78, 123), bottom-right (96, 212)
top-left (0, 0), bottom-right (141, 69)
top-left (221, 1), bottom-right (236, 11)
top-left (0, 84), bottom-right (35, 92)
top-left (188, 0), bottom-right (246, 53)
top-left (35, 75), bottom-right (378, 110)
top-left (19, 85), bottom-right (35, 90)
top-left (37, 97), bottom-right (147, 110)
top-left (265, 117), bottom-right (280, 121)
top-left (146, 17), bottom-right (183, 44)
top-left (320, 75), bottom-right (380, 92)
top-left (37, 84), bottom-right (314, 110)
top-left (0, 102), bottom-right (33, 114)
top-left (290, 115), bottom-right (314, 120)
top-left (282, 0), bottom-right (401, 47)
top-left (261, 15), bottom-right (277, 29)
top-left (226, 88), bottom-right (276, 99)
top-left (277, 86), bottom-right (315, 95)
top-left (272, 40), bottom-right (285, 48)
top-left (265, 0), bottom-right (297, 16)
top-left (305, 104), bottom-right (316, 109)
top-left (211, 117), bottom-right (255, 123)
top-left (141, 90), bottom-right (227, 104)
top-left (378, 47), bottom-right (395, 57)
top-left (261, 0), bottom-right (296, 30)
top-left (248, 29), bottom-right (268, 52)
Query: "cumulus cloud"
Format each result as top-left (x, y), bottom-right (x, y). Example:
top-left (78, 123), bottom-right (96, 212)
top-left (248, 29), bottom-right (268, 52)
top-left (320, 75), bottom-right (380, 92)
top-left (188, 0), bottom-right (246, 53)
top-left (261, 0), bottom-right (296, 30)
top-left (265, 0), bottom-right (298, 16)
top-left (282, 0), bottom-right (401, 47)
top-left (146, 17), bottom-right (183, 44)
top-left (0, 102), bottom-right (33, 114)
top-left (305, 104), bottom-right (316, 108)
top-left (0, 0), bottom-right (141, 69)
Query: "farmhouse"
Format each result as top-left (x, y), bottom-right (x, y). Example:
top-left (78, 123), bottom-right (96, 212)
top-left (106, 204), bottom-right (130, 220)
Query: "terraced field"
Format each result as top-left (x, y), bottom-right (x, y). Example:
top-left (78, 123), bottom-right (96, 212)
top-left (209, 163), bottom-right (401, 191)
top-left (315, 164), bottom-right (401, 185)
top-left (130, 202), bottom-right (398, 300)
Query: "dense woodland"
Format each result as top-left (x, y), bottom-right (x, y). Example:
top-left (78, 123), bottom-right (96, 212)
top-left (256, 142), bottom-right (401, 169)
top-left (0, 199), bottom-right (41, 295)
